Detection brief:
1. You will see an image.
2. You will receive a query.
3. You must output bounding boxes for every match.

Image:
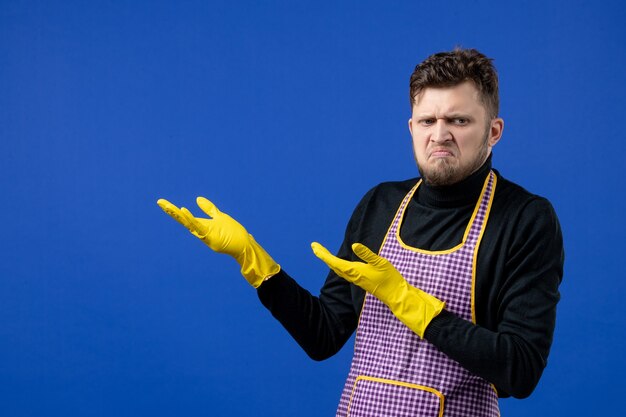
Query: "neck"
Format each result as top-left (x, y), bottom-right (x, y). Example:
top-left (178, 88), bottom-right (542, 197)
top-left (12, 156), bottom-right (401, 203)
top-left (417, 155), bottom-right (492, 208)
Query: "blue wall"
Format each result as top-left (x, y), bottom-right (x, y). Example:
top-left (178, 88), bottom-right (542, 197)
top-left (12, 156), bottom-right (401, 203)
top-left (2, 1), bottom-right (625, 415)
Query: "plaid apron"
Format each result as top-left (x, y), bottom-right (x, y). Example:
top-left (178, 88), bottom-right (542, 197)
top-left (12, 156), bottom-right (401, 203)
top-left (336, 171), bottom-right (499, 417)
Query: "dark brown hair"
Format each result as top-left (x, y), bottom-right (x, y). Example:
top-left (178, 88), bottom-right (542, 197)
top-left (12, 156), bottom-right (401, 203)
top-left (409, 48), bottom-right (499, 119)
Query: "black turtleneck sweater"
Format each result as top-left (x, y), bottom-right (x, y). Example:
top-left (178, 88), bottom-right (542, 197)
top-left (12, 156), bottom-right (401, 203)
top-left (257, 157), bottom-right (564, 399)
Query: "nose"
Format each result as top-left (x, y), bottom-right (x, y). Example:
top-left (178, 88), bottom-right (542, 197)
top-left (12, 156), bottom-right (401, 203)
top-left (431, 119), bottom-right (452, 143)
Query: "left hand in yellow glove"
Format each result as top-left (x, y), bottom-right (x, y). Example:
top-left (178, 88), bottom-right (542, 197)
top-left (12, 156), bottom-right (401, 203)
top-left (311, 242), bottom-right (445, 338)
top-left (157, 197), bottom-right (280, 288)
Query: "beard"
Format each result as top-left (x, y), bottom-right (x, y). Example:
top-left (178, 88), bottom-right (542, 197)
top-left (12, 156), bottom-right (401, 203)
top-left (416, 127), bottom-right (491, 186)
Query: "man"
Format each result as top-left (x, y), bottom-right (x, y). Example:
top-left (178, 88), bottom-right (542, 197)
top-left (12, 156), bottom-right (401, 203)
top-left (157, 48), bottom-right (564, 417)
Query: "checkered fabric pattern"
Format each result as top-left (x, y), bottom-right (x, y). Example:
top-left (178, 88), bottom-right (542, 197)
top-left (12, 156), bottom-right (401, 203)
top-left (335, 172), bottom-right (500, 417)
top-left (348, 378), bottom-right (440, 417)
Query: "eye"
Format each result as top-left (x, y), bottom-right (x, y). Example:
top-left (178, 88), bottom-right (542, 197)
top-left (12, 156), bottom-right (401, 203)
top-left (419, 118), bottom-right (436, 126)
top-left (453, 118), bottom-right (469, 125)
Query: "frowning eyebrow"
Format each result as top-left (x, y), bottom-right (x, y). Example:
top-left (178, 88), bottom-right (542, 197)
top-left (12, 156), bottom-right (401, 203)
top-left (414, 113), bottom-right (474, 120)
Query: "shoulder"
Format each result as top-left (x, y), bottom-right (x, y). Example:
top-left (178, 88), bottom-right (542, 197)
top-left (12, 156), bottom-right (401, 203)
top-left (490, 170), bottom-right (562, 242)
top-left (344, 177), bottom-right (420, 241)
top-left (353, 177), bottom-right (420, 215)
top-left (493, 170), bottom-right (558, 217)
top-left (362, 177), bottom-right (420, 202)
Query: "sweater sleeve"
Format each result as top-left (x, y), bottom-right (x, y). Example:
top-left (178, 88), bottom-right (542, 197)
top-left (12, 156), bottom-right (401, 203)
top-left (424, 197), bottom-right (564, 398)
top-left (255, 188), bottom-right (378, 360)
top-left (255, 269), bottom-right (357, 360)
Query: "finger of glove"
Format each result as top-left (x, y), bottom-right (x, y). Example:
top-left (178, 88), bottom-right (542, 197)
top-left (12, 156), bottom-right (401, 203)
top-left (180, 207), bottom-right (209, 236)
top-left (311, 242), bottom-right (360, 281)
top-left (352, 243), bottom-right (386, 267)
top-left (157, 199), bottom-right (192, 229)
top-left (196, 197), bottom-right (220, 218)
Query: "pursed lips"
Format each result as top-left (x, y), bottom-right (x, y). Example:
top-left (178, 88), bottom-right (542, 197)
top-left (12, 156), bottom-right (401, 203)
top-left (429, 148), bottom-right (455, 158)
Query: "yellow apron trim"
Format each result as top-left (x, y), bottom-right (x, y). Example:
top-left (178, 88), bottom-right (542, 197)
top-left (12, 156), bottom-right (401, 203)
top-left (351, 179), bottom-right (423, 355)
top-left (395, 172), bottom-right (494, 255)
top-left (347, 375), bottom-right (445, 417)
top-left (351, 172), bottom-right (496, 367)
top-left (377, 179), bottom-right (422, 256)
top-left (490, 383), bottom-right (501, 416)
top-left (352, 296), bottom-right (368, 356)
top-left (470, 173), bottom-right (497, 323)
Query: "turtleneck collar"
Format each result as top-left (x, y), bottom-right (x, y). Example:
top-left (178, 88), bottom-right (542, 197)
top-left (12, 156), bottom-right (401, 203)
top-left (415, 154), bottom-right (493, 208)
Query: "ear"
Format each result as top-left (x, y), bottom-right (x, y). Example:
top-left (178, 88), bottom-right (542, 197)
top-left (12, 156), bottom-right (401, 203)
top-left (488, 117), bottom-right (504, 147)
top-left (408, 117), bottom-right (414, 136)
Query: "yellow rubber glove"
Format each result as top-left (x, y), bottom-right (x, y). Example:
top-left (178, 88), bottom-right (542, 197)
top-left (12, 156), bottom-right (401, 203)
top-left (157, 197), bottom-right (280, 288)
top-left (311, 242), bottom-right (445, 338)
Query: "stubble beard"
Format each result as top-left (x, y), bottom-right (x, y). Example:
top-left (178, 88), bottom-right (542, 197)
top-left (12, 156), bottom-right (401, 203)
top-left (416, 127), bottom-right (491, 187)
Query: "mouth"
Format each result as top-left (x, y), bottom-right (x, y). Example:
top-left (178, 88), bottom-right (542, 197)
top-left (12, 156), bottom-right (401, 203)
top-left (429, 148), bottom-right (455, 158)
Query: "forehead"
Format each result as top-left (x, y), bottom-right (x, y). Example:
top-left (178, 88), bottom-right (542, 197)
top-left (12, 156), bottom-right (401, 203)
top-left (413, 81), bottom-right (485, 115)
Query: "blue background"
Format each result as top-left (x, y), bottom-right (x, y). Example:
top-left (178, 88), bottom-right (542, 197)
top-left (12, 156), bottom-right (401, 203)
top-left (2, 0), bottom-right (625, 415)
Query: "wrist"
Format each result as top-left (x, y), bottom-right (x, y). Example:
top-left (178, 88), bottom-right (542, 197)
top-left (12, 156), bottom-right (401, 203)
top-left (237, 238), bottom-right (281, 288)
top-left (385, 281), bottom-right (445, 338)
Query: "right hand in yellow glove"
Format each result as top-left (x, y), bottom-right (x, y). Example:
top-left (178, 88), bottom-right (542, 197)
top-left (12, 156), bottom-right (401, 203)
top-left (311, 241), bottom-right (444, 338)
top-left (157, 197), bottom-right (280, 288)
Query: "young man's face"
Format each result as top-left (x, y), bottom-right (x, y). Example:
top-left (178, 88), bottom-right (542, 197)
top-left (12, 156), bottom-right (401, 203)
top-left (408, 81), bottom-right (504, 186)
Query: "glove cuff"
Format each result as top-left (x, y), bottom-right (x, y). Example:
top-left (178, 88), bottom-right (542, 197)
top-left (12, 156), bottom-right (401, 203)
top-left (385, 281), bottom-right (445, 338)
top-left (236, 235), bottom-right (281, 288)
